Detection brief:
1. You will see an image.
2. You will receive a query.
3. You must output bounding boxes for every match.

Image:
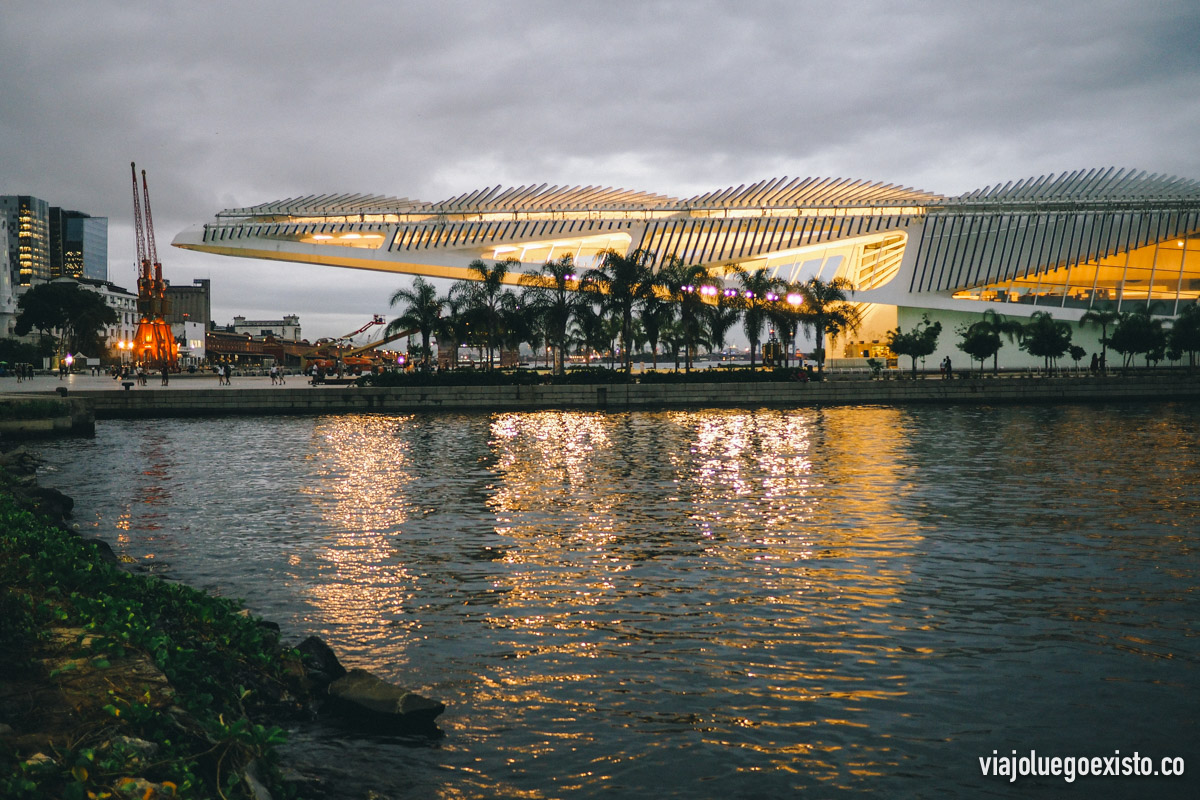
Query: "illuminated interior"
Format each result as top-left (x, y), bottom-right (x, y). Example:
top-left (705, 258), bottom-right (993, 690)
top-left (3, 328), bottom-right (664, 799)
top-left (953, 234), bottom-right (1200, 312)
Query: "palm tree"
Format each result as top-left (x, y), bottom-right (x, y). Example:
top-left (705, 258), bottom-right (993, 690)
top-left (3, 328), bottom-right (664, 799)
top-left (434, 287), bottom-right (471, 369)
top-left (582, 248), bottom-right (657, 373)
top-left (659, 258), bottom-right (717, 371)
top-left (1021, 311), bottom-right (1073, 370)
top-left (638, 291), bottom-right (674, 371)
top-left (707, 290), bottom-right (741, 357)
top-left (734, 267), bottom-right (783, 368)
top-left (764, 281), bottom-right (804, 368)
top-left (969, 308), bottom-right (1025, 374)
top-left (519, 255), bottom-right (589, 375)
top-left (568, 305), bottom-right (608, 366)
top-left (463, 258), bottom-right (519, 369)
top-left (386, 277), bottom-right (442, 368)
top-left (795, 276), bottom-right (862, 376)
top-left (1080, 303), bottom-right (1121, 371)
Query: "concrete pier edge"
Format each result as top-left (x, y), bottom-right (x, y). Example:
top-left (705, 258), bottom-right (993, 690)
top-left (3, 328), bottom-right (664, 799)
top-left (31, 374), bottom-right (1200, 420)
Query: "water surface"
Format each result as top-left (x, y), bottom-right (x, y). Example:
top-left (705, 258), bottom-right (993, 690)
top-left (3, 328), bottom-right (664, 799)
top-left (38, 404), bottom-right (1200, 798)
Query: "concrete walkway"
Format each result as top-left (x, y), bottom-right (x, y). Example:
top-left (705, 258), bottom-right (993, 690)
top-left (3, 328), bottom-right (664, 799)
top-left (0, 372), bottom-right (335, 394)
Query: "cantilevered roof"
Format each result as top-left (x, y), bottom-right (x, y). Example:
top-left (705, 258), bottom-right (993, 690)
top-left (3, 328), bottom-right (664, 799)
top-left (681, 176), bottom-right (942, 208)
top-left (218, 193), bottom-right (429, 218)
top-left (943, 167), bottom-right (1200, 205)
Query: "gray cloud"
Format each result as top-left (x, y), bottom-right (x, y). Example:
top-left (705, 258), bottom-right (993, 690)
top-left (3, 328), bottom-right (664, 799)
top-left (3, 0), bottom-right (1197, 339)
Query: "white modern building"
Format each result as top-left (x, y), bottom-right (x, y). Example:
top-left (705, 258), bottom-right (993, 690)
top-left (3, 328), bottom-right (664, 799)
top-left (174, 168), bottom-right (1200, 367)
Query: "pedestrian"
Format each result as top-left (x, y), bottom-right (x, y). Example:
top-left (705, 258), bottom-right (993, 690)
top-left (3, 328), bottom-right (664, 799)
top-left (1090, 352), bottom-right (1099, 374)
top-left (270, 364), bottom-right (278, 385)
top-left (161, 364), bottom-right (169, 386)
top-left (943, 356), bottom-right (952, 379)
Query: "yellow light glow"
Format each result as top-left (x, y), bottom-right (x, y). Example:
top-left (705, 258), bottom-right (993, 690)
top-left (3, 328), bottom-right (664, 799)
top-left (312, 234), bottom-right (333, 240)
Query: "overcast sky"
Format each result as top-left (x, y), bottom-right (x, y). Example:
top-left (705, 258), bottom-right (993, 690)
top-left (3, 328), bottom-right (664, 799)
top-left (3, 0), bottom-right (1198, 342)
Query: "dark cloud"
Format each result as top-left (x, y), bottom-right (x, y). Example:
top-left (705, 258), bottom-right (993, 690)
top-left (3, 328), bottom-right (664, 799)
top-left (3, 0), bottom-right (1197, 338)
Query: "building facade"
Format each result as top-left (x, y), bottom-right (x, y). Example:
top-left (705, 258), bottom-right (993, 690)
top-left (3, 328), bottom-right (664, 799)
top-left (50, 208), bottom-right (108, 281)
top-left (1, 195), bottom-right (51, 286)
top-left (164, 277), bottom-right (212, 327)
top-left (173, 168), bottom-right (1200, 368)
top-left (230, 314), bottom-right (301, 341)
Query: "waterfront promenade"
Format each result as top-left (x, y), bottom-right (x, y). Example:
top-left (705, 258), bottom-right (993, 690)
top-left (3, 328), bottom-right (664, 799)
top-left (4, 369), bottom-right (1200, 421)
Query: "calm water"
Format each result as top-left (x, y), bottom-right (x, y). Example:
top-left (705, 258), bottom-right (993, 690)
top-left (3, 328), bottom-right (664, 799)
top-left (36, 404), bottom-right (1199, 799)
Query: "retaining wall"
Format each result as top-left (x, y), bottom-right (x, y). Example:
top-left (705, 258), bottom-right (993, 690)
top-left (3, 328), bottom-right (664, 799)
top-left (68, 375), bottom-right (1200, 419)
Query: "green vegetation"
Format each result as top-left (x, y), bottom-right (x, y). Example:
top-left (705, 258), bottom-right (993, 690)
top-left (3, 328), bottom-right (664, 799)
top-left (0, 487), bottom-right (303, 799)
top-left (887, 315), bottom-right (942, 377)
top-left (0, 400), bottom-right (67, 421)
top-left (14, 282), bottom-right (118, 358)
top-left (384, 253), bottom-right (866, 376)
top-left (355, 364), bottom-right (814, 388)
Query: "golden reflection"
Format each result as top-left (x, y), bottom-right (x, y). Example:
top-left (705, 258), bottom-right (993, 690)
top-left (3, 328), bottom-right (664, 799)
top-left (478, 407), bottom-right (926, 751)
top-left (299, 415), bottom-right (420, 652)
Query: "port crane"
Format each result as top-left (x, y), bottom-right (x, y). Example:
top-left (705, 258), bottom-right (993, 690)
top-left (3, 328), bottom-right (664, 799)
top-left (130, 163), bottom-right (178, 369)
top-left (300, 315), bottom-right (415, 371)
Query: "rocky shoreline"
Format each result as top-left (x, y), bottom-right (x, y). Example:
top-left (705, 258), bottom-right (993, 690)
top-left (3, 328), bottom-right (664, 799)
top-left (0, 444), bottom-right (444, 799)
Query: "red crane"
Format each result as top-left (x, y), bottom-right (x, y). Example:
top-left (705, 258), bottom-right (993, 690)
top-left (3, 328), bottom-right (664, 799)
top-left (131, 163), bottom-right (178, 370)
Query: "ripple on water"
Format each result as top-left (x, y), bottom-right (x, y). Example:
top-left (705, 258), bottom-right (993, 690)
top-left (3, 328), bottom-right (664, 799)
top-left (35, 404), bottom-right (1200, 798)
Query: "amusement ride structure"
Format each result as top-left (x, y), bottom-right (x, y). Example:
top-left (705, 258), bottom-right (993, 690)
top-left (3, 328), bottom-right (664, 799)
top-left (130, 162), bottom-right (178, 369)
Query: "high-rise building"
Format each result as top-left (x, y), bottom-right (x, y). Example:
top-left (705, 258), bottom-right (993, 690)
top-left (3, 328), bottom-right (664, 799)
top-left (50, 208), bottom-right (108, 281)
top-left (0, 214), bottom-right (15, 337)
top-left (0, 195), bottom-right (51, 286)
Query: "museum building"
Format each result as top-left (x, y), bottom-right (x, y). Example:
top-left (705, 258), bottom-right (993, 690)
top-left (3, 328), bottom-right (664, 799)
top-left (173, 167), bottom-right (1200, 367)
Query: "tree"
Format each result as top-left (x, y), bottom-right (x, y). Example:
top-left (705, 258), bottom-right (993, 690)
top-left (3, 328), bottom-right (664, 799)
top-left (582, 248), bottom-right (658, 373)
top-left (1021, 311), bottom-right (1073, 370)
top-left (1080, 303), bottom-right (1121, 371)
top-left (734, 267), bottom-right (783, 368)
top-left (1167, 301), bottom-right (1200, 368)
top-left (956, 322), bottom-right (1001, 376)
top-left (764, 281), bottom-right (804, 368)
top-left (519, 256), bottom-right (590, 375)
top-left (434, 287), bottom-right (471, 369)
top-left (462, 258), bottom-right (519, 369)
top-left (1108, 308), bottom-right (1166, 368)
top-left (794, 276), bottom-right (862, 375)
top-left (887, 315), bottom-right (942, 377)
top-left (706, 290), bottom-right (742, 355)
top-left (659, 258), bottom-right (716, 371)
top-left (15, 281), bottom-right (118, 356)
top-left (638, 291), bottom-right (674, 371)
top-left (387, 277), bottom-right (442, 368)
top-left (968, 309), bottom-right (1024, 374)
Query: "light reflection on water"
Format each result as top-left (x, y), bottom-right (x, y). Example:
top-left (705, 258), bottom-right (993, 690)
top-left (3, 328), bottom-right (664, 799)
top-left (36, 404), bottom-right (1200, 798)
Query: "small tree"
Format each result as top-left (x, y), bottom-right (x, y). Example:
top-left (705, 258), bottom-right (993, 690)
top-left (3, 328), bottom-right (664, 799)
top-left (1108, 308), bottom-right (1167, 368)
top-left (1021, 311), bottom-right (1073, 370)
top-left (956, 322), bottom-right (1001, 376)
top-left (387, 277), bottom-right (442, 368)
top-left (1081, 303), bottom-right (1121, 370)
top-left (15, 281), bottom-right (117, 356)
top-left (887, 315), bottom-right (942, 378)
top-left (1168, 301), bottom-right (1200, 368)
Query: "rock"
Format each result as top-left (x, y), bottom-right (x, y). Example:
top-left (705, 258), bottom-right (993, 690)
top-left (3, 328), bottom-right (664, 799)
top-left (326, 668), bottom-right (445, 732)
top-left (110, 735), bottom-right (159, 759)
top-left (0, 445), bottom-right (39, 474)
top-left (23, 486), bottom-right (74, 522)
top-left (297, 635), bottom-right (346, 688)
top-left (82, 537), bottom-right (120, 564)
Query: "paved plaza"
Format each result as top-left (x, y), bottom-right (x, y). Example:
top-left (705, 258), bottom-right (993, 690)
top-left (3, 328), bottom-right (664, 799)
top-left (0, 371), bottom-right (329, 394)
